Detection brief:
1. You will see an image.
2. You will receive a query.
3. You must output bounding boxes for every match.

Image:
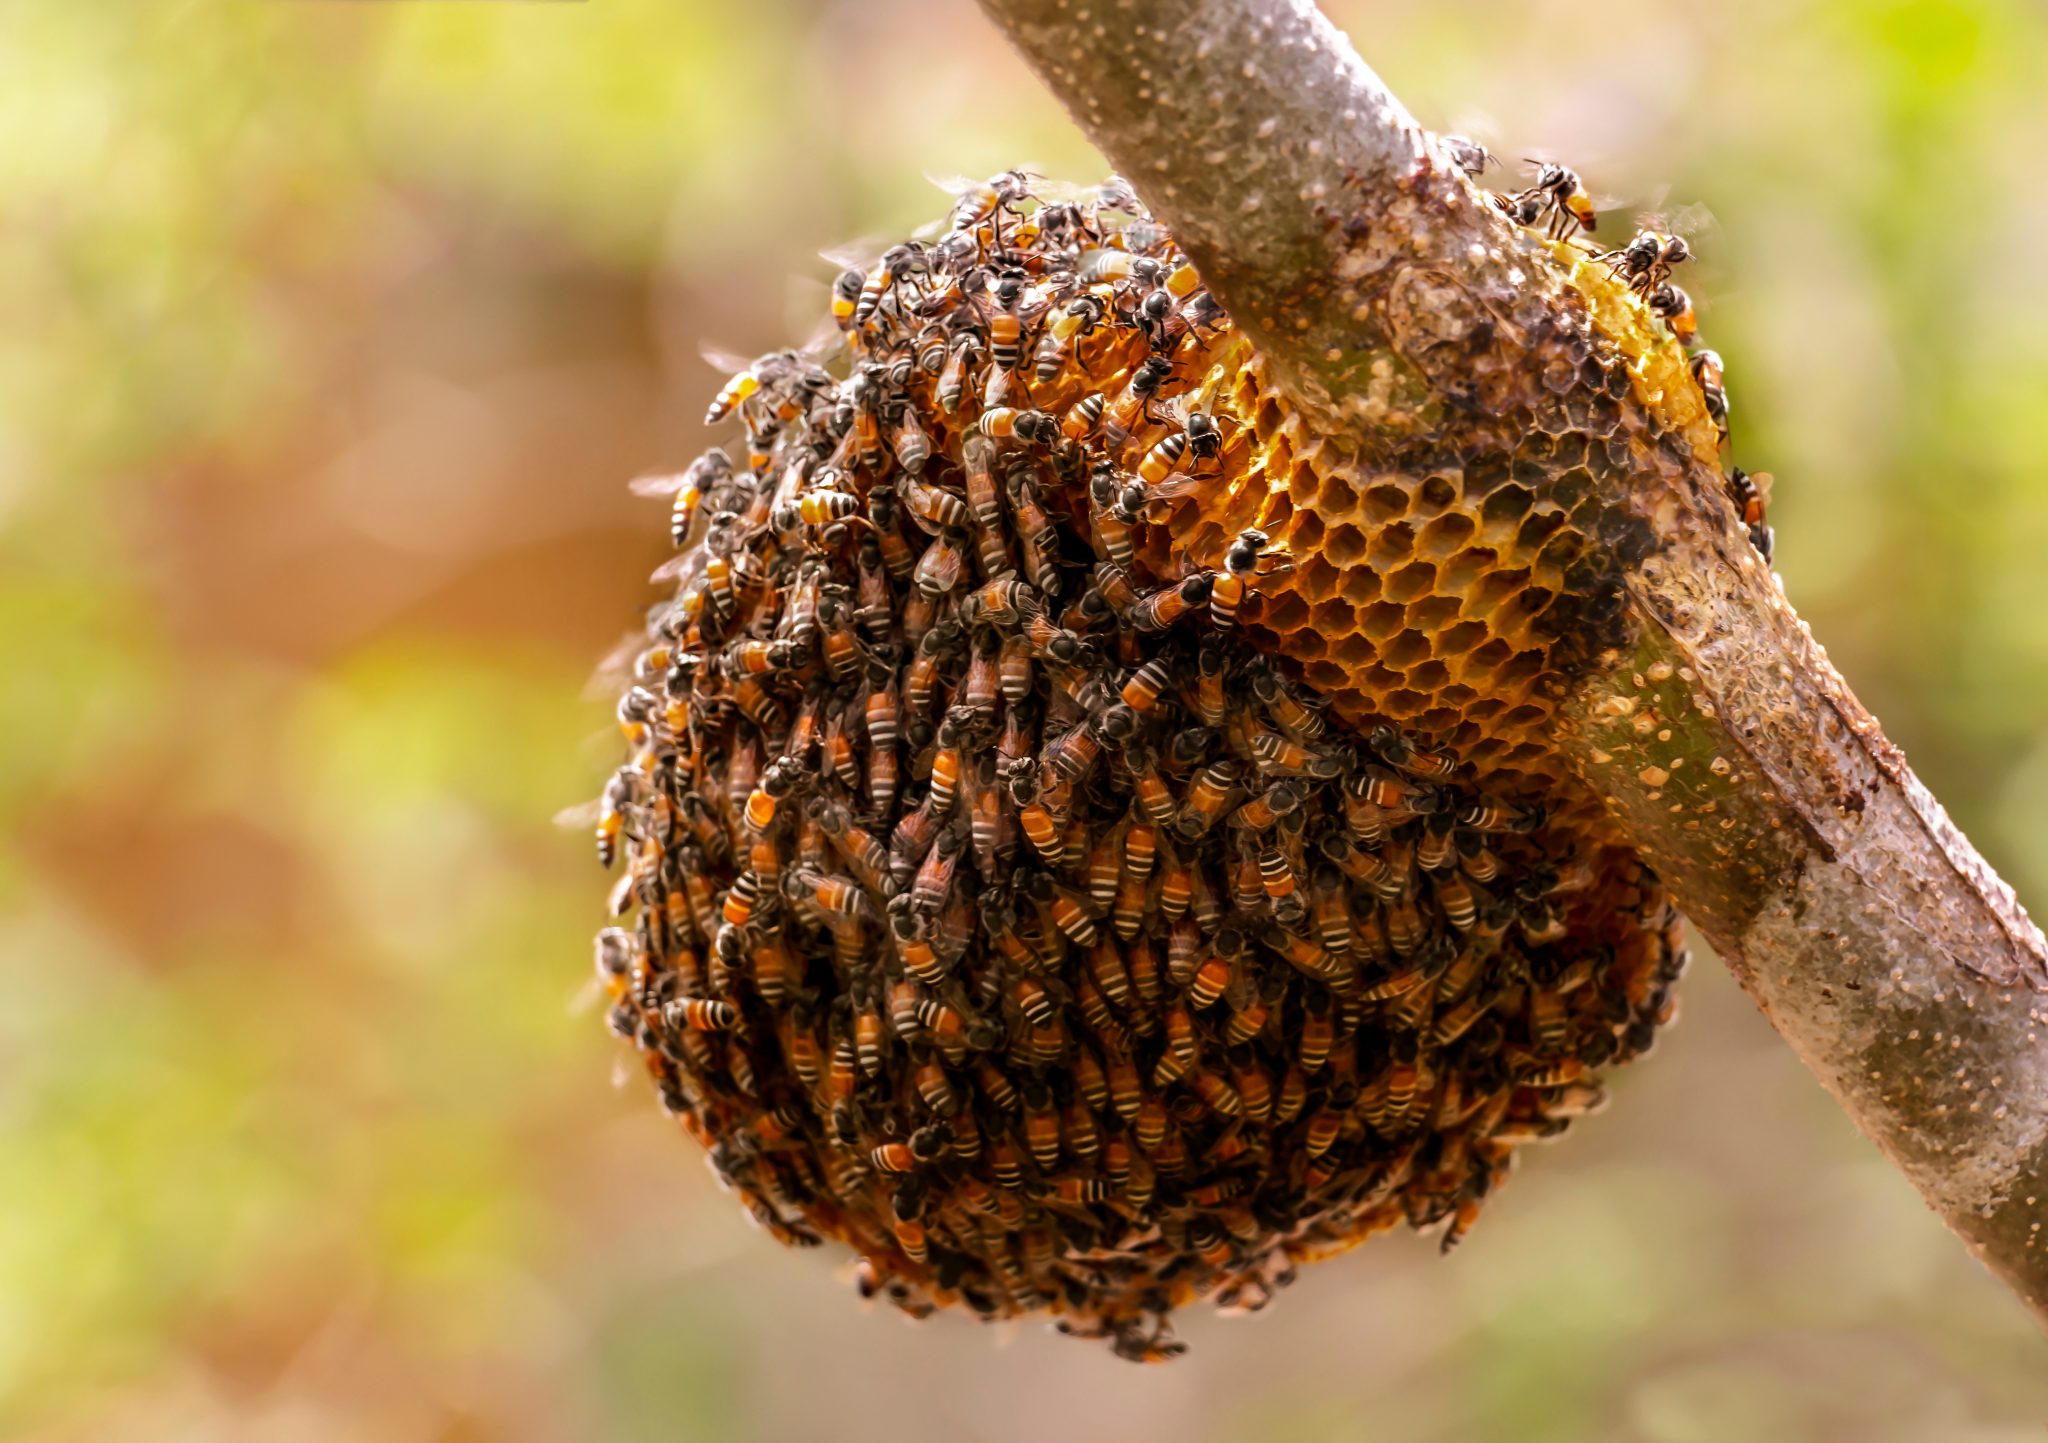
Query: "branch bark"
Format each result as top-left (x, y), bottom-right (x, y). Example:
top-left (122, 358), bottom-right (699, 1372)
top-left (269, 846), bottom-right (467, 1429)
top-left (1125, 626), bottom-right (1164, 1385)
top-left (980, 0), bottom-right (2048, 1325)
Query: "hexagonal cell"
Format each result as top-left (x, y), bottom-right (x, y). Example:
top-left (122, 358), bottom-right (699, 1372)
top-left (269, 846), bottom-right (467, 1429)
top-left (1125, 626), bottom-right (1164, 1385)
top-left (1261, 588), bottom-right (1311, 632)
top-left (1479, 483), bottom-right (1534, 530)
top-left (1288, 458), bottom-right (1322, 507)
top-left (1338, 564), bottom-right (1381, 606)
top-left (1413, 512), bottom-right (1477, 562)
top-left (1537, 531), bottom-right (1585, 575)
top-left (1404, 594), bottom-right (1462, 634)
top-left (1290, 509), bottom-right (1325, 554)
top-left (1323, 522), bottom-right (1368, 568)
top-left (1437, 545), bottom-right (1498, 596)
top-left (1305, 659), bottom-right (1349, 691)
top-left (1463, 696), bottom-right (1509, 725)
top-left (1516, 508), bottom-right (1566, 550)
top-left (1437, 683), bottom-right (1478, 709)
top-left (1383, 560), bottom-right (1437, 603)
top-left (1468, 566), bottom-right (1532, 615)
top-left (1291, 553), bottom-right (1337, 603)
top-left (1434, 619), bottom-right (1489, 656)
top-left (1418, 471), bottom-right (1460, 511)
top-left (1254, 396), bottom-right (1287, 442)
top-left (1381, 628), bottom-right (1433, 670)
top-left (1264, 493), bottom-right (1295, 534)
top-left (1550, 432), bottom-right (1589, 470)
top-left (1407, 659), bottom-right (1451, 693)
top-left (1313, 468), bottom-right (1358, 515)
top-left (1357, 600), bottom-right (1407, 641)
top-left (1310, 596), bottom-right (1356, 634)
top-left (1368, 521), bottom-right (1416, 569)
top-left (1461, 454), bottom-right (1511, 498)
top-left (1361, 482), bottom-right (1412, 525)
top-left (1380, 688), bottom-right (1427, 718)
top-left (1498, 651), bottom-right (1547, 691)
top-left (1283, 625), bottom-right (1327, 662)
top-left (1330, 631), bottom-right (1375, 669)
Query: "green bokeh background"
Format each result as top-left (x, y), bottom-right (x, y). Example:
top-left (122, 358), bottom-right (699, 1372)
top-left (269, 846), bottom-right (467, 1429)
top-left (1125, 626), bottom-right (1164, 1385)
top-left (6, 2), bottom-right (2047, 1439)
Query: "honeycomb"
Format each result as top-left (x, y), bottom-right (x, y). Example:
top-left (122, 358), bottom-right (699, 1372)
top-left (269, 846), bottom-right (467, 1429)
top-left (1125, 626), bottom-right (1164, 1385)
top-left (588, 171), bottom-right (1695, 1360)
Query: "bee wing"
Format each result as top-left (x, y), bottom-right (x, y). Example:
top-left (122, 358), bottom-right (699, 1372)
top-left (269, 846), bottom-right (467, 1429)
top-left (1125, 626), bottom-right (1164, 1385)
top-left (584, 631), bottom-right (644, 698)
top-left (699, 343), bottom-right (760, 375)
top-left (627, 471), bottom-right (686, 497)
top-left (923, 170), bottom-right (983, 198)
top-left (650, 548), bottom-right (707, 585)
top-left (818, 231), bottom-right (892, 271)
top-left (553, 798), bottom-right (604, 828)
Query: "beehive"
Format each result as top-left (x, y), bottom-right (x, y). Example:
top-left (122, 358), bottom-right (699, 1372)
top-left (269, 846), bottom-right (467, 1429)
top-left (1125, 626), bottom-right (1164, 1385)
top-left (589, 171), bottom-right (1706, 1360)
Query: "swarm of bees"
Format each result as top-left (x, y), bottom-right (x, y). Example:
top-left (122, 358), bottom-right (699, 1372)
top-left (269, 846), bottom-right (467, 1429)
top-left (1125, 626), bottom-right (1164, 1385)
top-left (590, 167), bottom-right (1690, 1361)
top-left (1449, 139), bottom-right (1773, 562)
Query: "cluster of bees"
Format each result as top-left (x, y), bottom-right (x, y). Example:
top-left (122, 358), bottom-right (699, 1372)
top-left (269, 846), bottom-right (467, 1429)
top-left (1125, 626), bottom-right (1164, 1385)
top-left (1449, 140), bottom-right (1774, 562)
top-left (590, 168), bottom-right (1686, 1360)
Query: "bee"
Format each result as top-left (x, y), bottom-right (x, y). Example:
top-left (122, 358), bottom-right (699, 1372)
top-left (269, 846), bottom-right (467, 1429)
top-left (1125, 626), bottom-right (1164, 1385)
top-left (1177, 761), bottom-right (1239, 839)
top-left (1101, 355), bottom-right (1173, 451)
top-left (1457, 798), bottom-right (1543, 834)
top-left (1647, 281), bottom-right (1697, 343)
top-left (664, 998), bottom-right (739, 1033)
top-left (1034, 299), bottom-right (1107, 389)
top-left (1370, 724), bottom-right (1454, 779)
top-left (853, 242), bottom-right (929, 328)
top-left (830, 267), bottom-right (864, 330)
top-left (897, 473), bottom-right (971, 534)
top-left (890, 406), bottom-right (934, 474)
top-left (1690, 348), bottom-right (1729, 439)
top-left (946, 168), bottom-right (1034, 239)
top-left (1728, 465), bottom-right (1773, 562)
top-left (1517, 161), bottom-right (1597, 240)
top-left (1120, 656), bottom-right (1176, 714)
top-left (1599, 229), bottom-right (1689, 295)
top-left (631, 447), bottom-right (734, 550)
top-left (1210, 528), bottom-right (1289, 627)
top-left (937, 332), bottom-right (983, 414)
top-left (1088, 463), bottom-right (1139, 568)
top-left (977, 407), bottom-right (1059, 446)
top-left (704, 360), bottom-right (763, 425)
top-left (1443, 135), bottom-right (1497, 177)
top-left (913, 528), bottom-right (970, 600)
top-left (1130, 573), bottom-right (1213, 632)
top-left (976, 272), bottom-right (1032, 399)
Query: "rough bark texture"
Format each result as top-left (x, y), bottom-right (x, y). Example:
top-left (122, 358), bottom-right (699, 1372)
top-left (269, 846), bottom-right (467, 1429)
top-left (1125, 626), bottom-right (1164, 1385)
top-left (979, 0), bottom-right (2048, 1323)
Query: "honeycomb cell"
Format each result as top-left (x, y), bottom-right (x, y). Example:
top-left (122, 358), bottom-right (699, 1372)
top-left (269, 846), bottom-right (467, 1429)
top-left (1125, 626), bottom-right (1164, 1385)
top-left (1416, 512), bottom-right (1477, 558)
top-left (1324, 521), bottom-right (1368, 567)
top-left (1361, 481), bottom-right (1412, 524)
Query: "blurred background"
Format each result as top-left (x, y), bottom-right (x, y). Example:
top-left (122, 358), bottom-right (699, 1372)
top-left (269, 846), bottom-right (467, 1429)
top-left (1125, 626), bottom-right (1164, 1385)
top-left (6, 1), bottom-right (2048, 1438)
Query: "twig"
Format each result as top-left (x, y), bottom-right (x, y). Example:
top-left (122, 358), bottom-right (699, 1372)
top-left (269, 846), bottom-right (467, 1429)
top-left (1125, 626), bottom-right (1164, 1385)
top-left (979, 0), bottom-right (2048, 1324)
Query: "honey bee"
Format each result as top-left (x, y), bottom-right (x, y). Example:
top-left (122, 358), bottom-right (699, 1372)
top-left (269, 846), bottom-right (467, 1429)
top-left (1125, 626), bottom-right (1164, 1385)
top-left (1101, 355), bottom-right (1173, 451)
top-left (977, 407), bottom-right (1060, 446)
top-left (937, 332), bottom-right (983, 414)
top-left (1648, 281), bottom-right (1697, 343)
top-left (664, 997), bottom-right (739, 1033)
top-left (1599, 229), bottom-right (1689, 296)
top-left (1130, 574), bottom-right (1213, 632)
top-left (1209, 528), bottom-right (1289, 627)
top-left (1516, 161), bottom-right (1598, 240)
top-left (1037, 294), bottom-right (1107, 382)
top-left (1728, 465), bottom-right (1773, 562)
top-left (1442, 135), bottom-right (1497, 177)
top-left (1689, 348), bottom-right (1729, 439)
top-left (853, 242), bottom-right (930, 328)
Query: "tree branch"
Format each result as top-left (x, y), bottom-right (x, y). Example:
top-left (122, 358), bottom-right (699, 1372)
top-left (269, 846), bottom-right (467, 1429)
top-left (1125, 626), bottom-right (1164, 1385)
top-left (980, 0), bottom-right (2048, 1325)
